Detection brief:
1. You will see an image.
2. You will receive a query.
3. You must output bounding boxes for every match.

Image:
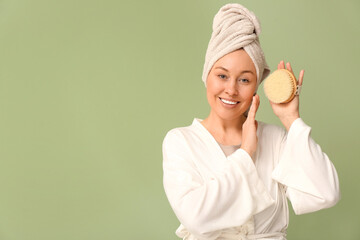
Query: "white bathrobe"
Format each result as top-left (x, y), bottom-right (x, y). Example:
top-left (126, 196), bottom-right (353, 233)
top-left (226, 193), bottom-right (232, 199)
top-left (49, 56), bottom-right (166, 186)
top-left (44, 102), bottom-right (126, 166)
top-left (162, 118), bottom-right (340, 240)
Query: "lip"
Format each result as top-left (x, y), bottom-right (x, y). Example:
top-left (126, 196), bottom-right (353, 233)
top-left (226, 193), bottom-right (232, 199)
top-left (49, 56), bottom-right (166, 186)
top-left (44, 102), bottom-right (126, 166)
top-left (219, 97), bottom-right (240, 108)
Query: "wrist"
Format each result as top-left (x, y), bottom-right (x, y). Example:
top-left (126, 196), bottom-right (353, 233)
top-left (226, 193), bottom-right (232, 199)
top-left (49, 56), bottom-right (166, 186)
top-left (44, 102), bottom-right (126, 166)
top-left (280, 114), bottom-right (300, 131)
top-left (240, 147), bottom-right (255, 160)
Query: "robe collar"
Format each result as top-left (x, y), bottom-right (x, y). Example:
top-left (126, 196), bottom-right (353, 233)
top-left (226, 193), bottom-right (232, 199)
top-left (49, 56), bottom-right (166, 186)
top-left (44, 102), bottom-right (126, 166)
top-left (191, 118), bottom-right (235, 161)
top-left (190, 117), bottom-right (263, 161)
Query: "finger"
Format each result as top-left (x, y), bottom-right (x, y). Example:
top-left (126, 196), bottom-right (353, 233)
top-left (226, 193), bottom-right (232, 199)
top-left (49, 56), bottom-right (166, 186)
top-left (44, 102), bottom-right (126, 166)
top-left (254, 95), bottom-right (260, 113)
top-left (280, 60), bottom-right (285, 69)
top-left (255, 94), bottom-right (260, 111)
top-left (298, 69), bottom-right (305, 85)
top-left (286, 62), bottom-right (292, 71)
top-left (286, 62), bottom-right (295, 76)
top-left (247, 96), bottom-right (258, 121)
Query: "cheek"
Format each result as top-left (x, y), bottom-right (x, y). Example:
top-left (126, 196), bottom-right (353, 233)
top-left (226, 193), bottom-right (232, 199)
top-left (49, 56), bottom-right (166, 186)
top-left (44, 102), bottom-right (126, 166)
top-left (207, 79), bottom-right (223, 96)
top-left (239, 86), bottom-right (256, 100)
top-left (206, 88), bottom-right (219, 104)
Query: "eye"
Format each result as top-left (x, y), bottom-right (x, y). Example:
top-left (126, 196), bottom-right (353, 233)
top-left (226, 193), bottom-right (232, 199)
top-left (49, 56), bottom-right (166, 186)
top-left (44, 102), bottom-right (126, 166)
top-left (239, 78), bottom-right (249, 83)
top-left (218, 74), bottom-right (227, 79)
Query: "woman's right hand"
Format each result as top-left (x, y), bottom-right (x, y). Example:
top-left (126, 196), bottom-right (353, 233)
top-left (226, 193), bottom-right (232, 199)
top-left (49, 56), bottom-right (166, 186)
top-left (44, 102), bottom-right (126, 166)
top-left (241, 94), bottom-right (260, 160)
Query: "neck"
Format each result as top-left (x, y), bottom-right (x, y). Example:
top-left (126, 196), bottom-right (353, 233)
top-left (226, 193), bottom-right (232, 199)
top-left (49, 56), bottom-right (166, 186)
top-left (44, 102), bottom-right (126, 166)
top-left (201, 111), bottom-right (246, 145)
top-left (202, 110), bottom-right (246, 134)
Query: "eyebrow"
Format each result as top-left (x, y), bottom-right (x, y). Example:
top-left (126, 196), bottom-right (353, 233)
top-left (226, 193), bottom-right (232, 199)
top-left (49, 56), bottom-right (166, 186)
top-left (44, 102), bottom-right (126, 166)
top-left (215, 66), bottom-right (255, 75)
top-left (215, 66), bottom-right (229, 72)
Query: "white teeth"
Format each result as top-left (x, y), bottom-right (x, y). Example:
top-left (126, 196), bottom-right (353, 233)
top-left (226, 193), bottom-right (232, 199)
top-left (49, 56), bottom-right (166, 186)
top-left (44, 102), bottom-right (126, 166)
top-left (220, 98), bottom-right (238, 105)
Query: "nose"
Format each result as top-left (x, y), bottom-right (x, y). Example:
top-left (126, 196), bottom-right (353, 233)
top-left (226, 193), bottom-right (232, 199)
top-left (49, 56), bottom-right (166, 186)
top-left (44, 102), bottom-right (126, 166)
top-left (225, 79), bottom-right (238, 96)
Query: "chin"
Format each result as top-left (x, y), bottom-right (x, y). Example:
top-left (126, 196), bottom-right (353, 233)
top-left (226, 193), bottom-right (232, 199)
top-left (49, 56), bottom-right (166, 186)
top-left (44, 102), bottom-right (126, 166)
top-left (217, 110), bottom-right (245, 121)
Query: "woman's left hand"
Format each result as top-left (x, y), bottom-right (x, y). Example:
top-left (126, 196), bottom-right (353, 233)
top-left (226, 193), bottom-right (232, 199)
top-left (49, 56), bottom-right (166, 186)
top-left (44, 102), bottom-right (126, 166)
top-left (269, 61), bottom-right (304, 131)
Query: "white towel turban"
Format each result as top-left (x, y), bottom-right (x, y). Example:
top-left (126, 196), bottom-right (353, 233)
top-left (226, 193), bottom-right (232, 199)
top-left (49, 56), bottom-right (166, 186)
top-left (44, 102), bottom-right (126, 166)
top-left (202, 3), bottom-right (270, 90)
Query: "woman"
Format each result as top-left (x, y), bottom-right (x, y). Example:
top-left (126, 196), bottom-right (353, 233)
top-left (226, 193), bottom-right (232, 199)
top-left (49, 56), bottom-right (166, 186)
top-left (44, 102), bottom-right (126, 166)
top-left (162, 3), bottom-right (340, 240)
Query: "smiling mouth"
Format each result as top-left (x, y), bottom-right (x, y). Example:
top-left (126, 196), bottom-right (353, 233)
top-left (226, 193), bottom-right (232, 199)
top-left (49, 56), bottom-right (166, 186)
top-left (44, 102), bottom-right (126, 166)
top-left (219, 97), bottom-right (240, 105)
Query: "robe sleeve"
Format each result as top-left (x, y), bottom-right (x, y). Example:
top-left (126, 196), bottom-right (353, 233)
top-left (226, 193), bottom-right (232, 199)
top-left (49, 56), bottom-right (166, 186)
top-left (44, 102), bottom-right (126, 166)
top-left (162, 129), bottom-right (275, 240)
top-left (271, 118), bottom-right (341, 215)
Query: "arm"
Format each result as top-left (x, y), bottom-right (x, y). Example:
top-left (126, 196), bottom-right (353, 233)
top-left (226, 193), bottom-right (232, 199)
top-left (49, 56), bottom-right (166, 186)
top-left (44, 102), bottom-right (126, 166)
top-left (269, 61), bottom-right (340, 214)
top-left (162, 129), bottom-right (274, 239)
top-left (272, 118), bottom-right (340, 214)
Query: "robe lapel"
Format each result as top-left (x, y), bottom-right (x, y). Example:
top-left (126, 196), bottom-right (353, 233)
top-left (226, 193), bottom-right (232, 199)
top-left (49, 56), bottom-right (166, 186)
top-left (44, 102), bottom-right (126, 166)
top-left (192, 118), bottom-right (229, 163)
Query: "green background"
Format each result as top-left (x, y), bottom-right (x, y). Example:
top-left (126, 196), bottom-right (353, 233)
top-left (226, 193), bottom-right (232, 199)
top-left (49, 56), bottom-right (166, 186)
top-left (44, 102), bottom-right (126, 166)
top-left (0, 0), bottom-right (359, 239)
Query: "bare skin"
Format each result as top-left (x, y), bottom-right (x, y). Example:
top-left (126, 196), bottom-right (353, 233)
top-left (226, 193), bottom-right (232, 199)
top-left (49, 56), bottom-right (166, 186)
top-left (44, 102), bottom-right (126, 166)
top-left (201, 50), bottom-right (304, 159)
top-left (201, 49), bottom-right (257, 150)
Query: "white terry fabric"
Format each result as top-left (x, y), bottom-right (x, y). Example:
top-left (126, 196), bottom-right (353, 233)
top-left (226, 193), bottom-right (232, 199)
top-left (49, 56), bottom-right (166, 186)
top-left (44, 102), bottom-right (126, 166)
top-left (202, 3), bottom-right (270, 89)
top-left (162, 118), bottom-right (340, 240)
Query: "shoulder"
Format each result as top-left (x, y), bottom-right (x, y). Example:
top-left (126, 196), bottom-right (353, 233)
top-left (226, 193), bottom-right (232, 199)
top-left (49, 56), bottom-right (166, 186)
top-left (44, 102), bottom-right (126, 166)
top-left (162, 121), bottom-right (200, 150)
top-left (162, 121), bottom-right (204, 168)
top-left (257, 120), bottom-right (287, 142)
top-left (256, 121), bottom-right (287, 164)
top-left (163, 125), bottom-right (194, 143)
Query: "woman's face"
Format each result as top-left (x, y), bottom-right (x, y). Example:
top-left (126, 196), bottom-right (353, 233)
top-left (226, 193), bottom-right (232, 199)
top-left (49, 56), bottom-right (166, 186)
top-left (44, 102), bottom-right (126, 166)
top-left (206, 49), bottom-right (257, 121)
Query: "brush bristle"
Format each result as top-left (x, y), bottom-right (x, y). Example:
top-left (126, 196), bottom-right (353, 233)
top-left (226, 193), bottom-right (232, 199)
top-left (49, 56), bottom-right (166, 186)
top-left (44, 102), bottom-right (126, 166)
top-left (263, 69), bottom-right (296, 103)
